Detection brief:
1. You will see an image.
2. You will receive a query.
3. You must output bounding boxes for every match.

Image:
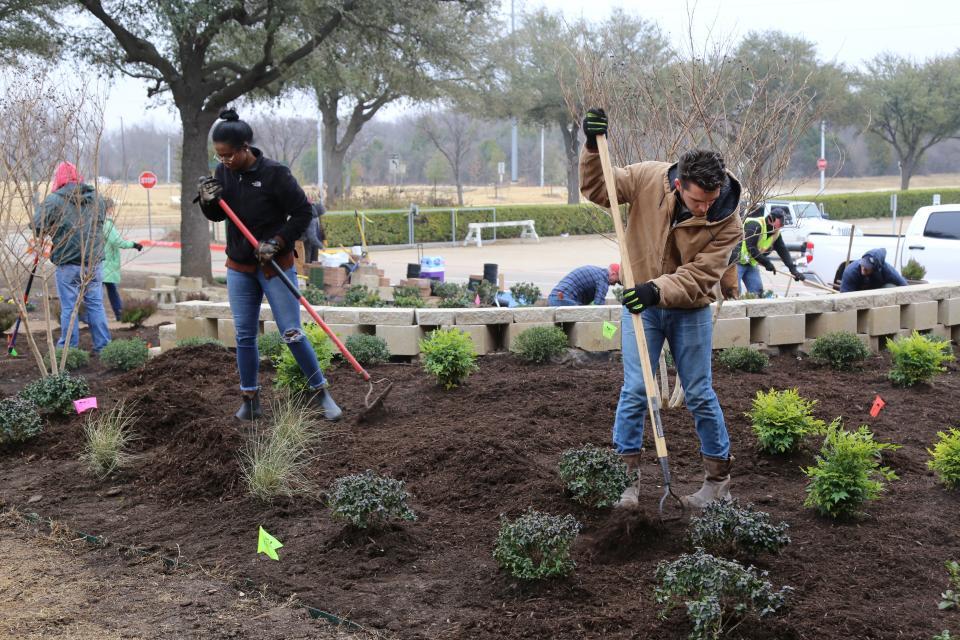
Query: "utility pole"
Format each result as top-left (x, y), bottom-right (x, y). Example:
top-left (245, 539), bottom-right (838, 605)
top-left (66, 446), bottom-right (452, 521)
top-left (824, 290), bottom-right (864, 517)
top-left (539, 126), bottom-right (545, 188)
top-left (120, 117), bottom-right (127, 185)
top-left (316, 115), bottom-right (324, 190)
top-left (166, 136), bottom-right (171, 184)
top-left (819, 120), bottom-right (826, 192)
top-left (510, 0), bottom-right (518, 183)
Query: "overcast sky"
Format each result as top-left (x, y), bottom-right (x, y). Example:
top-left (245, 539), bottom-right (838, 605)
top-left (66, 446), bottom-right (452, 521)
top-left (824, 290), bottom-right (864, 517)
top-left (97, 0), bottom-right (960, 132)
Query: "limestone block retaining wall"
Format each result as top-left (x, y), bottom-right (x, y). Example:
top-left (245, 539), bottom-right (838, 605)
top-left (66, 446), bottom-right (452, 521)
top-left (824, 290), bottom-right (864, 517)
top-left (170, 283), bottom-right (960, 356)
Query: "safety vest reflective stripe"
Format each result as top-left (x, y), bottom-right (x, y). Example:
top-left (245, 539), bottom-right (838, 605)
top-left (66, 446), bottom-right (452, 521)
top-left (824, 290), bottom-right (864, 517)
top-left (739, 216), bottom-right (780, 266)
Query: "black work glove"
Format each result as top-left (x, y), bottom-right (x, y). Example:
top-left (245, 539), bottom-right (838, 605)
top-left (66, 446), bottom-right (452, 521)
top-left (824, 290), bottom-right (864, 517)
top-left (759, 259), bottom-right (776, 274)
top-left (132, 242), bottom-right (144, 251)
top-left (582, 107), bottom-right (608, 151)
top-left (791, 270), bottom-right (805, 282)
top-left (623, 281), bottom-right (660, 314)
top-left (256, 238), bottom-right (280, 264)
top-left (197, 176), bottom-right (222, 205)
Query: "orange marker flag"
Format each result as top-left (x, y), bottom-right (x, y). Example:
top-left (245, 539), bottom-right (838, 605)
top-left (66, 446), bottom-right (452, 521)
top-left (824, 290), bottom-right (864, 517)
top-left (869, 395), bottom-right (886, 418)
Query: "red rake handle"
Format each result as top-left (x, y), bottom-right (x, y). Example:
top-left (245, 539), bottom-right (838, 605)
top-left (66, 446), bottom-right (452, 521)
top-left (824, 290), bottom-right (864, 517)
top-left (215, 198), bottom-right (371, 382)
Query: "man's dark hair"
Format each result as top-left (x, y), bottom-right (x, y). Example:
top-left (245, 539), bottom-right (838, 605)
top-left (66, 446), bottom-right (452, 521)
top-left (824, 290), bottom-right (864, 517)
top-left (678, 149), bottom-right (726, 191)
top-left (768, 207), bottom-right (787, 223)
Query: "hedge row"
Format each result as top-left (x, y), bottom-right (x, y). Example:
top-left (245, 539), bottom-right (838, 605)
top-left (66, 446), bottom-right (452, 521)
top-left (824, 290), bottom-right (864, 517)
top-left (784, 188), bottom-right (960, 220)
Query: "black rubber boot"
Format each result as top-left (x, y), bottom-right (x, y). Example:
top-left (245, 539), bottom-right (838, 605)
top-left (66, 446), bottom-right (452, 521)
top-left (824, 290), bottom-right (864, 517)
top-left (235, 390), bottom-right (263, 421)
top-left (309, 388), bottom-right (343, 422)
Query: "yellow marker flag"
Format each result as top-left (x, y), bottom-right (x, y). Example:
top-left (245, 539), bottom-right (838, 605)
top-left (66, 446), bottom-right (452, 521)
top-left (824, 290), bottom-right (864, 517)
top-left (602, 321), bottom-right (618, 340)
top-left (257, 526), bottom-right (283, 561)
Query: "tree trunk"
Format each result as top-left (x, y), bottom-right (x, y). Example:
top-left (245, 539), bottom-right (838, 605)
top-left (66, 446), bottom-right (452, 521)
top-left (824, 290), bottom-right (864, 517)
top-left (321, 114), bottom-right (347, 205)
top-left (559, 121), bottom-right (580, 205)
top-left (179, 107), bottom-right (218, 280)
top-left (899, 155), bottom-right (916, 190)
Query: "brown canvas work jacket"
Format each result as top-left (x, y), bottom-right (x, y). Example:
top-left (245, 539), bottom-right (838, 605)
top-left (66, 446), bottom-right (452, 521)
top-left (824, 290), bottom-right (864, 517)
top-left (580, 149), bottom-right (743, 309)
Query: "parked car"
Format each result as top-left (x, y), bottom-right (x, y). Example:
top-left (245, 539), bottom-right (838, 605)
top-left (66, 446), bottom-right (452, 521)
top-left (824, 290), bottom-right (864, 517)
top-left (752, 200), bottom-right (861, 252)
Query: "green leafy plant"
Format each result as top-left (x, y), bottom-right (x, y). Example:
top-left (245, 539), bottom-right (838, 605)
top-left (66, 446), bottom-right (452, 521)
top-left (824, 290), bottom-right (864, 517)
top-left (716, 347), bottom-right (768, 373)
top-left (558, 445), bottom-right (630, 508)
top-left (19, 373), bottom-right (90, 415)
top-left (493, 509), bottom-right (581, 580)
top-left (928, 428), bottom-right (960, 489)
top-left (419, 328), bottom-right (478, 389)
top-left (886, 331), bottom-right (955, 386)
top-left (344, 334), bottom-right (391, 366)
top-left (810, 331), bottom-right (870, 371)
top-left (99, 338), bottom-right (149, 371)
top-left (0, 396), bottom-right (43, 444)
top-left (327, 470), bottom-right (417, 529)
top-left (654, 548), bottom-right (793, 640)
top-left (747, 388), bottom-right (826, 454)
top-left (258, 331), bottom-right (285, 361)
top-left (901, 257), bottom-right (927, 281)
top-left (512, 325), bottom-right (568, 364)
top-left (431, 281), bottom-right (463, 299)
top-left (273, 323), bottom-right (335, 392)
top-left (687, 500), bottom-right (790, 558)
top-left (175, 336), bottom-right (226, 349)
top-left (342, 284), bottom-right (383, 307)
top-left (474, 280), bottom-right (499, 306)
top-left (803, 420), bottom-right (900, 519)
top-left (509, 282), bottom-right (541, 306)
top-left (81, 400), bottom-right (138, 477)
top-left (392, 285), bottom-right (425, 308)
top-left (941, 560), bottom-right (960, 611)
top-left (933, 631), bottom-right (953, 640)
top-left (42, 347), bottom-right (90, 371)
top-left (303, 286), bottom-right (327, 305)
top-left (120, 297), bottom-right (157, 328)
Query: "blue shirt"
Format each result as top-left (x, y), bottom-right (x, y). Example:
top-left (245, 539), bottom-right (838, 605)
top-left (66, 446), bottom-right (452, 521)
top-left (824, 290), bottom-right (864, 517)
top-left (551, 266), bottom-right (610, 305)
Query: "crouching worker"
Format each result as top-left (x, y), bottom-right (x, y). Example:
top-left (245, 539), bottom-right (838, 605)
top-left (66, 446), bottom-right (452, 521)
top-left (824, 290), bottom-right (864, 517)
top-left (580, 108), bottom-right (744, 509)
top-left (197, 108), bottom-right (342, 422)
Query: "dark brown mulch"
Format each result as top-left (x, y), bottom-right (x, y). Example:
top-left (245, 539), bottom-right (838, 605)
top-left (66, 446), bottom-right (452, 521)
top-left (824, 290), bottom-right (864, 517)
top-left (1, 342), bottom-right (958, 639)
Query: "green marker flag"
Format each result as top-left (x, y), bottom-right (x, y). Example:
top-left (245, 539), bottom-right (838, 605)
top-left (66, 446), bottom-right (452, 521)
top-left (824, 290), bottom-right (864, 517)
top-left (257, 526), bottom-right (283, 561)
top-left (602, 321), bottom-right (618, 340)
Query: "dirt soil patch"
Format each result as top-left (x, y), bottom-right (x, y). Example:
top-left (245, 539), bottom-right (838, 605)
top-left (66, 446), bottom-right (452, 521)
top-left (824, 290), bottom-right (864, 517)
top-left (1, 342), bottom-right (959, 639)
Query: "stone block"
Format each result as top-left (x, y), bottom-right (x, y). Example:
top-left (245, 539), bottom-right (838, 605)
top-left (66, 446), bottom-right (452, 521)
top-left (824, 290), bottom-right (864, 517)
top-left (455, 308), bottom-right (514, 325)
top-left (554, 305), bottom-right (610, 322)
top-left (894, 283), bottom-right (958, 304)
top-left (869, 288), bottom-right (903, 308)
top-left (833, 290), bottom-right (883, 312)
top-left (260, 304), bottom-right (276, 322)
top-left (856, 306), bottom-right (900, 336)
top-left (791, 296), bottom-right (835, 314)
top-left (378, 286), bottom-right (395, 302)
top-left (566, 321), bottom-right (618, 352)
top-left (327, 324), bottom-right (366, 341)
top-left (742, 298), bottom-right (797, 317)
top-left (805, 310), bottom-right (858, 338)
top-left (217, 318), bottom-right (236, 345)
top-left (939, 298), bottom-right (960, 326)
top-left (262, 321), bottom-right (278, 334)
top-left (858, 333), bottom-right (880, 353)
top-left (416, 308), bottom-right (459, 326)
top-left (375, 324), bottom-right (424, 356)
top-left (324, 308), bottom-right (359, 324)
top-left (358, 307), bottom-right (415, 325)
top-left (449, 325), bottom-right (495, 355)
top-left (750, 314), bottom-right (805, 346)
top-left (504, 322), bottom-right (557, 351)
top-left (953, 325), bottom-right (960, 344)
top-left (175, 317), bottom-right (218, 341)
top-left (175, 301), bottom-right (206, 318)
top-left (177, 276), bottom-right (203, 292)
top-left (350, 274), bottom-right (381, 290)
top-left (199, 301), bottom-right (234, 319)
top-left (145, 275), bottom-right (176, 289)
top-left (512, 307), bottom-right (557, 323)
top-left (148, 345), bottom-right (162, 359)
top-left (712, 317), bottom-right (751, 349)
top-left (158, 324), bottom-right (177, 352)
top-left (711, 300), bottom-right (747, 318)
top-left (900, 301), bottom-right (938, 330)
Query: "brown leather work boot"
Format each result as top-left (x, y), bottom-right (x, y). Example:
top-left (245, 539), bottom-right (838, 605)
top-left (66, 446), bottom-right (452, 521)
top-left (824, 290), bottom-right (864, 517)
top-left (681, 454), bottom-right (733, 509)
top-left (615, 451), bottom-right (643, 508)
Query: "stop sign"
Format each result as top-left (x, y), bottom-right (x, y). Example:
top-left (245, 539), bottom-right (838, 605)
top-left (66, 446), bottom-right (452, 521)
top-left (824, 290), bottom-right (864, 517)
top-left (139, 171), bottom-right (158, 189)
top-left (817, 158), bottom-right (827, 171)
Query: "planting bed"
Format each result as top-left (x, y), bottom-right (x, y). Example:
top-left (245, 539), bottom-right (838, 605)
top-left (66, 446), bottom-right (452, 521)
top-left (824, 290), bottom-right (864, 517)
top-left (1, 338), bottom-right (959, 639)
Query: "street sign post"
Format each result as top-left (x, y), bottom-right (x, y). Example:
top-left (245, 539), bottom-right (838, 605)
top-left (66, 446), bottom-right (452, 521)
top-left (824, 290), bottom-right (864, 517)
top-left (139, 171), bottom-right (157, 240)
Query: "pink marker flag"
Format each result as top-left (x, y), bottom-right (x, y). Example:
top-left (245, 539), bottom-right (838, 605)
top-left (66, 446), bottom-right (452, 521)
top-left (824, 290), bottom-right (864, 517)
top-left (73, 397), bottom-right (98, 414)
top-left (474, 293), bottom-right (481, 305)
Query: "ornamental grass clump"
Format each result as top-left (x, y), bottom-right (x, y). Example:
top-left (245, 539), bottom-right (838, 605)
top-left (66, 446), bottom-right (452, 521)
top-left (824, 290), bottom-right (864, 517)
top-left (715, 346), bottom-right (768, 373)
top-left (175, 336), bottom-right (226, 349)
top-left (747, 388), bottom-right (826, 454)
top-left (341, 284), bottom-right (382, 307)
top-left (419, 328), bottom-right (478, 389)
top-left (512, 325), bottom-right (568, 364)
top-left (654, 548), bottom-right (793, 640)
top-left (99, 338), bottom-right (149, 371)
top-left (687, 500), bottom-right (790, 559)
top-left (0, 396), bottom-right (43, 444)
top-left (42, 347), bottom-right (90, 371)
top-left (810, 331), bottom-right (870, 371)
top-left (928, 428), bottom-right (960, 490)
top-left (803, 419), bottom-right (899, 519)
top-left (19, 373), bottom-right (90, 415)
top-left (273, 323), bottom-right (334, 392)
top-left (558, 445), bottom-right (630, 508)
top-left (392, 285), bottom-right (425, 308)
top-left (886, 331), bottom-right (954, 386)
top-left (120, 297), bottom-right (157, 328)
top-left (344, 334), bottom-right (391, 366)
top-left (81, 400), bottom-right (138, 477)
top-left (327, 470), bottom-right (416, 529)
top-left (493, 509), bottom-right (581, 580)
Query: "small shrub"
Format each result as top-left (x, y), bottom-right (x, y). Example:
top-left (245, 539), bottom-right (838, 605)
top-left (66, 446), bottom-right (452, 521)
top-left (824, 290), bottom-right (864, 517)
top-left (803, 419), bottom-right (900, 519)
top-left (0, 396), bottom-right (43, 444)
top-left (81, 400), bottom-right (137, 477)
top-left (120, 297), bottom-right (157, 328)
top-left (886, 331), bottom-right (955, 386)
top-left (654, 548), bottom-right (793, 640)
top-left (512, 325), bottom-right (568, 364)
top-left (344, 334), bottom-right (391, 366)
top-left (509, 282), bottom-right (541, 306)
top-left (183, 290), bottom-right (209, 301)
top-left (474, 280), bottom-right (499, 306)
top-left (493, 509), bottom-right (581, 580)
top-left (716, 346), bottom-right (768, 373)
top-left (687, 500), bottom-right (790, 558)
top-left (42, 347), bottom-right (90, 371)
top-left (99, 339), bottom-right (149, 371)
top-left (327, 470), bottom-right (417, 529)
top-left (303, 286), bottom-right (327, 305)
top-left (940, 560), bottom-right (960, 610)
top-left (258, 331), bottom-right (285, 361)
top-left (901, 257), bottom-right (927, 281)
top-left (933, 631), bottom-right (953, 640)
top-left (392, 285), bottom-right (425, 308)
top-left (558, 445), bottom-right (630, 508)
top-left (175, 336), bottom-right (226, 349)
top-left (438, 291), bottom-right (472, 308)
top-left (928, 428), bottom-right (960, 490)
top-left (19, 373), bottom-right (90, 415)
top-left (748, 388), bottom-right (826, 454)
top-left (810, 331), bottom-right (870, 371)
top-left (419, 328), bottom-right (478, 389)
top-left (274, 323), bottom-right (335, 392)
top-left (0, 305), bottom-right (18, 332)
top-left (342, 284), bottom-right (382, 307)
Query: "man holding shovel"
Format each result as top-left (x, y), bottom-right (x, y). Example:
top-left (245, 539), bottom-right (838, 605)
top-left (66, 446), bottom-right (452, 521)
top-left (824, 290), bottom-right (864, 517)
top-left (579, 108), bottom-right (743, 509)
top-left (736, 206), bottom-right (804, 296)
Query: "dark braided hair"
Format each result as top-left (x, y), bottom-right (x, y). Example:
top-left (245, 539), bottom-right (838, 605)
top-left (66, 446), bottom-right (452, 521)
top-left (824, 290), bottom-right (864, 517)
top-left (211, 108), bottom-right (254, 148)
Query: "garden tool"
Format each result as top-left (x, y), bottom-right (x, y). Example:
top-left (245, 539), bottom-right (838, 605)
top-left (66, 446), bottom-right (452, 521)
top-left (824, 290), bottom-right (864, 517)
top-left (773, 268), bottom-right (837, 293)
top-left (215, 197), bottom-right (393, 418)
top-left (354, 210), bottom-right (370, 257)
top-left (7, 252), bottom-right (40, 356)
top-left (595, 134), bottom-right (684, 521)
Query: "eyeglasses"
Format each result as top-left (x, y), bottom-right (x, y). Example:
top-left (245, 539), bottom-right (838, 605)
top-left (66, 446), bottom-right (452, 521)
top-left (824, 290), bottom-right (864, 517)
top-left (216, 147), bottom-right (246, 162)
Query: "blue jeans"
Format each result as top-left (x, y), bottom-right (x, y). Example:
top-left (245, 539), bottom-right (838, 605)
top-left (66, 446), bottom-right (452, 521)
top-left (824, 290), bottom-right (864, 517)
top-left (613, 306), bottom-right (729, 459)
top-left (548, 292), bottom-right (579, 306)
top-left (737, 263), bottom-right (764, 295)
top-left (55, 264), bottom-right (111, 352)
top-left (227, 266), bottom-right (326, 392)
top-left (103, 282), bottom-right (123, 321)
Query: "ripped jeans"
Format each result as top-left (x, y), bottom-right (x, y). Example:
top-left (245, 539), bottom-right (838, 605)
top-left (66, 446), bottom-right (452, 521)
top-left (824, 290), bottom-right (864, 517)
top-left (226, 266), bottom-right (326, 392)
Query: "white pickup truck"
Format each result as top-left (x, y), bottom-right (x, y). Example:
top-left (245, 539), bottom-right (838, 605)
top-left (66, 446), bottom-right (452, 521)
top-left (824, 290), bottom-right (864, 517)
top-left (760, 200), bottom-right (861, 251)
top-left (804, 205), bottom-right (960, 286)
